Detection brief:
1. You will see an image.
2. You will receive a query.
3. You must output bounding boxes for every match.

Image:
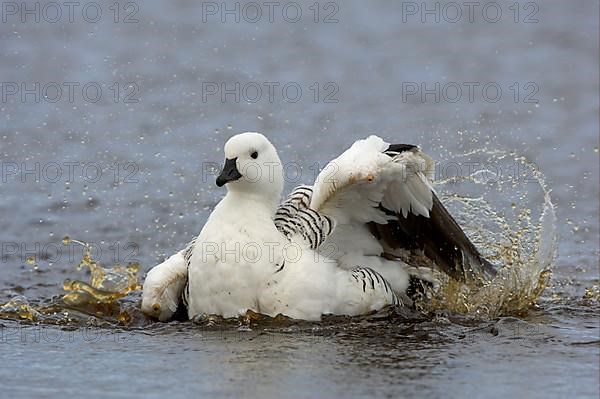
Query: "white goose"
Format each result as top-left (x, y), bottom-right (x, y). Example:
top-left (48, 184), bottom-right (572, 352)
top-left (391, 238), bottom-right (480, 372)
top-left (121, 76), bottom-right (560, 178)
top-left (142, 132), bottom-right (495, 321)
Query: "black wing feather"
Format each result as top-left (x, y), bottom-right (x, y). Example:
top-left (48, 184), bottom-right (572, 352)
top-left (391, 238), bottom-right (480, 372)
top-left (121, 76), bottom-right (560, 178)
top-left (369, 143), bottom-right (497, 283)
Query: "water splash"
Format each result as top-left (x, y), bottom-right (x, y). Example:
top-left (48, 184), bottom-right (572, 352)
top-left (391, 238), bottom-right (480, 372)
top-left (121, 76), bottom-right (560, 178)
top-left (424, 149), bottom-right (558, 318)
top-left (0, 150), bottom-right (558, 325)
top-left (0, 296), bottom-right (41, 321)
top-left (64, 236), bottom-right (141, 293)
top-left (59, 237), bottom-right (141, 320)
top-left (0, 238), bottom-right (143, 324)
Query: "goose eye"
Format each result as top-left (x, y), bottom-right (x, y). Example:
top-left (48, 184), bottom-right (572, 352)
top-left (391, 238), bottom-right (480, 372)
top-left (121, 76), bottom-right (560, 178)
top-left (250, 151), bottom-right (258, 159)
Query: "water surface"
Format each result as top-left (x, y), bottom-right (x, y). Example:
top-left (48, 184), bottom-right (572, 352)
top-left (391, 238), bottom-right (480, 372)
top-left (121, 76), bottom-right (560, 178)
top-left (0, 1), bottom-right (598, 397)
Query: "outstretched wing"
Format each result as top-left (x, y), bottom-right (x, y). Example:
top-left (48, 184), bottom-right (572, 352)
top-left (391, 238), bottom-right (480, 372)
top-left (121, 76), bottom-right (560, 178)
top-left (309, 135), bottom-right (496, 283)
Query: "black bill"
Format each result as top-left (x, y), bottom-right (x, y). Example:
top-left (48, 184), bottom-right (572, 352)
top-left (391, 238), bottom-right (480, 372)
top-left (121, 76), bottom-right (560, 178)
top-left (216, 157), bottom-right (242, 187)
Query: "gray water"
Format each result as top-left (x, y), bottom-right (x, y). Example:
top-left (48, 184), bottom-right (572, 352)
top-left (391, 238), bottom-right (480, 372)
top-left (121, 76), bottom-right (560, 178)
top-left (0, 1), bottom-right (598, 398)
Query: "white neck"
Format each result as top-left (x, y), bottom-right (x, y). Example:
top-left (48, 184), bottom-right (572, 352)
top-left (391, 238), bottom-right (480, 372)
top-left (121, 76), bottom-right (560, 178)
top-left (221, 189), bottom-right (280, 218)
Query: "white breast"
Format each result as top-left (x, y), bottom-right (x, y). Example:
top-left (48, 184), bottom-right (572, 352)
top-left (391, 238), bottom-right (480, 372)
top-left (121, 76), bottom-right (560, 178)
top-left (186, 197), bottom-right (287, 319)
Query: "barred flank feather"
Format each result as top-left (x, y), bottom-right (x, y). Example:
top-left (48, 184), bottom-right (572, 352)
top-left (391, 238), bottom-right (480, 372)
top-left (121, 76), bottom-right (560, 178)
top-left (180, 236), bottom-right (196, 309)
top-left (274, 185), bottom-right (335, 249)
top-left (182, 280), bottom-right (190, 309)
top-left (183, 236), bottom-right (197, 265)
top-left (351, 267), bottom-right (401, 306)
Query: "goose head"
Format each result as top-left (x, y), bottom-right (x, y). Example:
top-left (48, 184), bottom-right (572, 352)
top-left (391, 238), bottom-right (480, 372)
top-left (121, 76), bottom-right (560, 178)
top-left (216, 132), bottom-right (284, 205)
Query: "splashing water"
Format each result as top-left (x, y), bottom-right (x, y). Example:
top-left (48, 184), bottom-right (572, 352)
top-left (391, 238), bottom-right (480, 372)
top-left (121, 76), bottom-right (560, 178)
top-left (0, 150), bottom-right (557, 325)
top-left (63, 236), bottom-right (141, 293)
top-left (424, 149), bottom-right (558, 318)
top-left (59, 237), bottom-right (142, 320)
top-left (0, 238), bottom-right (143, 325)
top-left (0, 296), bottom-right (42, 321)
